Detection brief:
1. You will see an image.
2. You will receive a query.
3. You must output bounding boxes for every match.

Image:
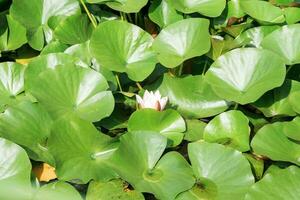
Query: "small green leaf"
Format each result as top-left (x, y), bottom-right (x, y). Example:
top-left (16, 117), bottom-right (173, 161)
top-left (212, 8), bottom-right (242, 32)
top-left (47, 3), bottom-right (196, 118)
top-left (283, 117), bottom-right (300, 141)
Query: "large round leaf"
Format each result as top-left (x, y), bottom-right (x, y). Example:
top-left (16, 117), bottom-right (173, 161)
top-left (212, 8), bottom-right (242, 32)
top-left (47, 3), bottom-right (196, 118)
top-left (159, 74), bottom-right (231, 119)
top-left (205, 48), bottom-right (286, 104)
top-left (203, 110), bottom-right (250, 152)
top-left (283, 117), bottom-right (300, 141)
top-left (90, 20), bottom-right (157, 81)
top-left (172, 0), bottom-right (226, 17)
top-left (0, 62), bottom-right (25, 110)
top-left (152, 18), bottom-right (210, 68)
top-left (251, 122), bottom-right (300, 165)
top-left (10, 0), bottom-right (81, 50)
top-left (86, 179), bottom-right (144, 200)
top-left (0, 138), bottom-right (31, 199)
top-left (25, 53), bottom-right (87, 90)
top-left (48, 117), bottom-right (119, 183)
top-left (110, 132), bottom-right (195, 200)
top-left (261, 24), bottom-right (300, 65)
top-left (245, 166), bottom-right (300, 200)
top-left (88, 0), bottom-right (148, 13)
top-left (177, 142), bottom-right (254, 200)
top-left (27, 65), bottom-right (114, 122)
top-left (0, 101), bottom-right (54, 164)
top-left (240, 0), bottom-right (285, 23)
top-left (252, 79), bottom-right (300, 117)
top-left (128, 109), bottom-right (186, 146)
top-left (148, 0), bottom-right (183, 28)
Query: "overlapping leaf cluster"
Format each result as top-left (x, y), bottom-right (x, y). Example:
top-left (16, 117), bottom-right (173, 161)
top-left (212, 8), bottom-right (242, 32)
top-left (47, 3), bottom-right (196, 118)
top-left (1, 0), bottom-right (300, 199)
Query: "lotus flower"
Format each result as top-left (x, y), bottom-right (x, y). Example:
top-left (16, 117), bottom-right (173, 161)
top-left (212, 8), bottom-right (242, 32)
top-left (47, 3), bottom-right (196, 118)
top-left (136, 90), bottom-right (168, 111)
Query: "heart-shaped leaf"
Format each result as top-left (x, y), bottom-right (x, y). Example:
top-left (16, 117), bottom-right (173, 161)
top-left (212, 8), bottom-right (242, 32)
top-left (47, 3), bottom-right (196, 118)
top-left (90, 20), bottom-right (157, 81)
top-left (252, 80), bottom-right (300, 117)
top-left (245, 166), bottom-right (300, 200)
top-left (205, 48), bottom-right (286, 104)
top-left (251, 122), bottom-right (300, 165)
top-left (128, 109), bottom-right (186, 147)
top-left (240, 0), bottom-right (285, 23)
top-left (0, 101), bottom-right (54, 164)
top-left (203, 110), bottom-right (250, 152)
top-left (27, 65), bottom-right (114, 122)
top-left (148, 0), bottom-right (183, 28)
top-left (10, 0), bottom-right (81, 50)
top-left (172, 0), bottom-right (226, 17)
top-left (177, 142), bottom-right (254, 200)
top-left (261, 24), bottom-right (300, 65)
top-left (86, 179), bottom-right (144, 200)
top-left (48, 117), bottom-right (119, 183)
top-left (110, 132), bottom-right (195, 200)
top-left (159, 74), bottom-right (231, 119)
top-left (153, 18), bottom-right (210, 68)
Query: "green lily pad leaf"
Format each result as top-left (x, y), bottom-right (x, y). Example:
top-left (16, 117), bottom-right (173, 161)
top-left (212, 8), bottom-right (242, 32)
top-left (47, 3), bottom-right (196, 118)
top-left (245, 166), bottom-right (300, 200)
top-left (240, 0), bottom-right (285, 23)
top-left (284, 7), bottom-right (300, 24)
top-left (110, 132), bottom-right (195, 200)
top-left (283, 117), bottom-right (300, 141)
top-left (0, 138), bottom-right (31, 200)
top-left (48, 117), bottom-right (119, 183)
top-left (90, 20), bottom-right (157, 81)
top-left (234, 26), bottom-right (279, 48)
top-left (251, 122), bottom-right (300, 165)
top-left (243, 153), bottom-right (264, 180)
top-left (172, 0), bottom-right (226, 17)
top-left (0, 101), bottom-right (54, 164)
top-left (128, 109), bottom-right (186, 147)
top-left (227, 0), bottom-right (245, 19)
top-left (261, 24), bottom-right (300, 65)
top-left (203, 110), bottom-right (250, 152)
top-left (0, 15), bottom-right (27, 52)
top-left (178, 142), bottom-right (254, 200)
top-left (10, 0), bottom-right (81, 50)
top-left (184, 119), bottom-right (206, 142)
top-left (0, 62), bottom-right (25, 109)
top-left (34, 181), bottom-right (82, 200)
top-left (25, 53), bottom-right (87, 90)
top-left (252, 80), bottom-right (300, 117)
top-left (148, 0), bottom-right (183, 28)
top-left (152, 18), bottom-right (210, 68)
top-left (86, 179), bottom-right (144, 200)
top-left (88, 0), bottom-right (148, 13)
top-left (28, 65), bottom-right (114, 122)
top-left (159, 74), bottom-right (231, 118)
top-left (40, 41), bottom-right (68, 55)
top-left (54, 14), bottom-right (93, 45)
top-left (205, 48), bottom-right (286, 104)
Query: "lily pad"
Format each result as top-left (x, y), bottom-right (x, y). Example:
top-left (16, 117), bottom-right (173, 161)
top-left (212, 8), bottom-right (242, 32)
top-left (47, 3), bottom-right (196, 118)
top-left (0, 101), bottom-right (54, 164)
top-left (240, 0), bottom-right (285, 23)
top-left (177, 142), bottom-right (254, 200)
top-left (252, 80), bottom-right (300, 117)
top-left (90, 20), bottom-right (157, 81)
top-left (128, 109), bottom-right (186, 147)
top-left (205, 48), bottom-right (286, 104)
top-left (203, 110), bottom-right (250, 152)
top-left (88, 0), bottom-right (148, 13)
top-left (110, 132), bottom-right (195, 200)
top-left (152, 18), bottom-right (210, 68)
top-left (284, 7), bottom-right (300, 25)
top-left (184, 119), bottom-right (206, 142)
top-left (48, 117), bottom-right (119, 183)
top-left (86, 179), bottom-right (144, 200)
top-left (283, 117), bottom-right (300, 141)
top-left (27, 65), bottom-right (114, 122)
top-left (172, 0), bottom-right (226, 17)
top-left (159, 74), bottom-right (230, 118)
top-left (245, 166), bottom-right (300, 200)
top-left (261, 24), bottom-right (300, 65)
top-left (10, 0), bottom-right (81, 50)
top-left (251, 122), bottom-right (300, 165)
top-left (148, 0), bottom-right (183, 28)
top-left (0, 62), bottom-right (26, 109)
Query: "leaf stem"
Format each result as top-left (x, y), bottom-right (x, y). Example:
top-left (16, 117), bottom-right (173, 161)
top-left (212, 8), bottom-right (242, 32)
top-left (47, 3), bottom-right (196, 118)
top-left (286, 64), bottom-right (294, 74)
top-left (177, 63), bottom-right (184, 76)
top-left (127, 13), bottom-right (133, 23)
top-left (115, 74), bottom-right (123, 92)
top-left (233, 103), bottom-right (239, 110)
top-left (80, 0), bottom-right (97, 28)
top-left (136, 82), bottom-right (143, 90)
